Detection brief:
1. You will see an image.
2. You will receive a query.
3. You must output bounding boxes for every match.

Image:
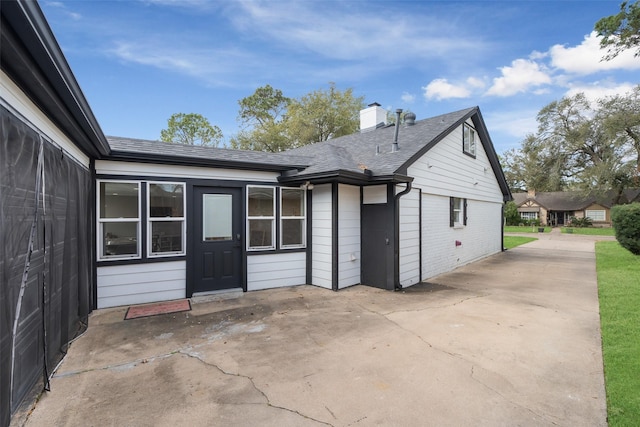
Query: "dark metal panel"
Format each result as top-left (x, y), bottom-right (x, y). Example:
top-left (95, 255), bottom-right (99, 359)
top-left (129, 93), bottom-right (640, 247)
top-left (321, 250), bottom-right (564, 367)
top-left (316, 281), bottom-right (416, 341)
top-left (331, 182), bottom-right (338, 291)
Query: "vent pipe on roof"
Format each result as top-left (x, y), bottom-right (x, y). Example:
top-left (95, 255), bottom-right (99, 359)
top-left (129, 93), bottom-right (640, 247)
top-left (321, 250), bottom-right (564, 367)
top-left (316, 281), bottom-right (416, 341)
top-left (392, 109), bottom-right (402, 152)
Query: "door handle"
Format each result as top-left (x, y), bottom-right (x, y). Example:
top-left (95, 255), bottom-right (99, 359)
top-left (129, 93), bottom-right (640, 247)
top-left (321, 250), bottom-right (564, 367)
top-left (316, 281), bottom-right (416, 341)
top-left (237, 233), bottom-right (241, 241)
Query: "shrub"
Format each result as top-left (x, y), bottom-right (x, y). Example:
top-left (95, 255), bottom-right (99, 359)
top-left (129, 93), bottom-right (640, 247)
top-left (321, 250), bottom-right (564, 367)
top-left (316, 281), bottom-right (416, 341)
top-left (611, 203), bottom-right (640, 255)
top-left (569, 216), bottom-right (593, 228)
top-left (504, 201), bottom-right (521, 226)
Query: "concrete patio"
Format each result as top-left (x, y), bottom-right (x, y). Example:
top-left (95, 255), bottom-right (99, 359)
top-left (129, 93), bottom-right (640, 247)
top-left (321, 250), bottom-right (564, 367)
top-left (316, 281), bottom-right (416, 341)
top-left (19, 234), bottom-right (607, 426)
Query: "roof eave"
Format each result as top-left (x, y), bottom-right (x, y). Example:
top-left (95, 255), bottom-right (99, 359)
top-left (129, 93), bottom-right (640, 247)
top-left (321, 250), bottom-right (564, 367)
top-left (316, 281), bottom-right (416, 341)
top-left (1, 1), bottom-right (110, 158)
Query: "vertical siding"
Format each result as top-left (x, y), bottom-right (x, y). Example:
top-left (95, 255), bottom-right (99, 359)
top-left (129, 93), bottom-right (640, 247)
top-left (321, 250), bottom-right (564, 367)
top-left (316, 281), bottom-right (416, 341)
top-left (97, 261), bottom-right (186, 308)
top-left (247, 252), bottom-right (306, 291)
top-left (338, 184), bottom-right (361, 289)
top-left (399, 188), bottom-right (420, 287)
top-left (311, 184), bottom-right (333, 289)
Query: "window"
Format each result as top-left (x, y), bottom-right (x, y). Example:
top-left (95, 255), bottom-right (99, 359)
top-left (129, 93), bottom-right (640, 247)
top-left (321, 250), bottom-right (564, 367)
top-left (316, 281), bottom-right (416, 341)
top-left (248, 186), bottom-right (275, 250)
top-left (98, 181), bottom-right (140, 259)
top-left (585, 209), bottom-right (606, 222)
top-left (281, 188), bottom-right (306, 248)
top-left (520, 212), bottom-right (538, 220)
top-left (148, 182), bottom-right (185, 257)
top-left (463, 123), bottom-right (476, 157)
top-left (450, 197), bottom-right (467, 227)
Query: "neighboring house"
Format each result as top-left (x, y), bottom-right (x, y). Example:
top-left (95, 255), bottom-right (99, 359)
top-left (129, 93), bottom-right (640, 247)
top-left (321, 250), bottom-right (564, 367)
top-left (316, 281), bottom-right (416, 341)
top-left (1, 1), bottom-right (511, 423)
top-left (513, 189), bottom-right (640, 227)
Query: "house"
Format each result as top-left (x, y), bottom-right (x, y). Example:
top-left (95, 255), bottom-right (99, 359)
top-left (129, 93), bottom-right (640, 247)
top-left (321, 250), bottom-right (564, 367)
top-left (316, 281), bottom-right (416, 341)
top-left (1, 1), bottom-right (511, 423)
top-left (94, 105), bottom-right (511, 308)
top-left (513, 189), bottom-right (640, 227)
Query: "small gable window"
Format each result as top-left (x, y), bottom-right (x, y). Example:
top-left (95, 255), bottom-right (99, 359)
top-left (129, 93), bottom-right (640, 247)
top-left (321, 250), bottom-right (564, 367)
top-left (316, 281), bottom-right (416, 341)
top-left (463, 123), bottom-right (476, 157)
top-left (450, 197), bottom-right (467, 227)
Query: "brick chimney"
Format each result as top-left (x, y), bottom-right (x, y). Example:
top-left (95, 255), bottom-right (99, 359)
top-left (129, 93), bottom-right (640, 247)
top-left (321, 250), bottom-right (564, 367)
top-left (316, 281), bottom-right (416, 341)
top-left (360, 102), bottom-right (387, 132)
top-left (527, 189), bottom-right (536, 198)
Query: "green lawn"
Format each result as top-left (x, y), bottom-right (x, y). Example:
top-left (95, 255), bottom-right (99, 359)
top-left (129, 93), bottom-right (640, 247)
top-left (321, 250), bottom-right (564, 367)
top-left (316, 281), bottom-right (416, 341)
top-left (563, 227), bottom-right (616, 236)
top-left (504, 226), bottom-right (551, 233)
top-left (596, 241), bottom-right (640, 426)
top-left (503, 236), bottom-right (537, 249)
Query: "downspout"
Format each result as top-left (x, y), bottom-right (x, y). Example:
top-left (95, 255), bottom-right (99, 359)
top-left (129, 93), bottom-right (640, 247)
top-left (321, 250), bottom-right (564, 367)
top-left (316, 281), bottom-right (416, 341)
top-left (393, 181), bottom-right (412, 290)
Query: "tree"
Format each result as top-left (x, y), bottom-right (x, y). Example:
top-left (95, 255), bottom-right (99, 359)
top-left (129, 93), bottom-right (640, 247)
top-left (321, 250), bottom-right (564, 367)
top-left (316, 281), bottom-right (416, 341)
top-left (595, 0), bottom-right (640, 60)
top-left (160, 113), bottom-right (223, 147)
top-left (229, 85), bottom-right (291, 152)
top-left (287, 83), bottom-right (365, 146)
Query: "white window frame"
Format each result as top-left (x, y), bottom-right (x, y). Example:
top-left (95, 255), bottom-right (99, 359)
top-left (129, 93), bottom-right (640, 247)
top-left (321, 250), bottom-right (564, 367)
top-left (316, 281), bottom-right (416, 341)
top-left (585, 209), bottom-right (606, 222)
top-left (463, 123), bottom-right (476, 157)
top-left (97, 180), bottom-right (141, 261)
top-left (247, 185), bottom-right (276, 251)
top-left (280, 187), bottom-right (306, 249)
top-left (520, 212), bottom-right (539, 220)
top-left (147, 181), bottom-right (186, 258)
top-left (453, 197), bottom-right (464, 226)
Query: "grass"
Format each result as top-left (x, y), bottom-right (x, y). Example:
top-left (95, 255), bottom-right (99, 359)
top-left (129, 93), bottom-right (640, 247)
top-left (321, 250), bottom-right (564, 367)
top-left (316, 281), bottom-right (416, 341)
top-left (503, 235), bottom-right (537, 249)
top-left (504, 226), bottom-right (551, 233)
top-left (563, 227), bottom-right (616, 236)
top-left (596, 241), bottom-right (640, 426)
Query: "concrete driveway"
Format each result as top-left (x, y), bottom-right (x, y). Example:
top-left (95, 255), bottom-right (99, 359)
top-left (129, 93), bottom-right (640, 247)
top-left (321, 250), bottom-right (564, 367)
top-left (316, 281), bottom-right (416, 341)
top-left (21, 234), bottom-right (607, 426)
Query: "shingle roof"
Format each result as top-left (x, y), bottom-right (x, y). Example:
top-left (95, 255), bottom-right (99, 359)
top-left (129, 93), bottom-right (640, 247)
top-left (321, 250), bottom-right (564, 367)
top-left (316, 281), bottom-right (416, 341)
top-left (106, 136), bottom-right (312, 171)
top-left (284, 107), bottom-right (477, 178)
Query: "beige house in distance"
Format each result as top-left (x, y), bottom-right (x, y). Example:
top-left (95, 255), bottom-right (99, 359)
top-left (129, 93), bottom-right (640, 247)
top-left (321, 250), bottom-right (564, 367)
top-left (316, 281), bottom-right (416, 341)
top-left (513, 189), bottom-right (640, 227)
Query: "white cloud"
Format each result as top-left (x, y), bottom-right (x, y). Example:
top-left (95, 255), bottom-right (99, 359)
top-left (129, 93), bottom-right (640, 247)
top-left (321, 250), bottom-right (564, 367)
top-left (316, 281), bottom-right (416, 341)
top-left (422, 79), bottom-right (471, 100)
top-left (549, 32), bottom-right (640, 74)
top-left (485, 59), bottom-right (551, 97)
top-left (401, 92), bottom-right (416, 104)
top-left (564, 81), bottom-right (636, 105)
top-left (466, 76), bottom-right (486, 89)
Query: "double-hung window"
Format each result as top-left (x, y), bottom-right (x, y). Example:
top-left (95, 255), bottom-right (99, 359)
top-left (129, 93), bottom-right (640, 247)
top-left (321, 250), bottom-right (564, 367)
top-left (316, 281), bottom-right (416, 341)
top-left (281, 188), bottom-right (306, 248)
top-left (463, 123), bottom-right (476, 157)
top-left (450, 197), bottom-right (467, 227)
top-left (98, 181), bottom-right (141, 259)
top-left (247, 186), bottom-right (275, 250)
top-left (585, 209), bottom-right (606, 222)
top-left (148, 182), bottom-right (186, 257)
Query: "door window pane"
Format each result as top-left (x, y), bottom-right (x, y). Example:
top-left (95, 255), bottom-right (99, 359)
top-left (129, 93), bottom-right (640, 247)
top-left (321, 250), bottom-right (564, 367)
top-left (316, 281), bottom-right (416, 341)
top-left (203, 194), bottom-right (232, 241)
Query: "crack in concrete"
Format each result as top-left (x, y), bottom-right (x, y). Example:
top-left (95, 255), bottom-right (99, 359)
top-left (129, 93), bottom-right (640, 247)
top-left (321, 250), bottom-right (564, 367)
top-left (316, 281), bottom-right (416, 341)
top-left (179, 349), bottom-right (335, 427)
top-left (381, 293), bottom-right (489, 316)
top-left (469, 365), bottom-right (561, 426)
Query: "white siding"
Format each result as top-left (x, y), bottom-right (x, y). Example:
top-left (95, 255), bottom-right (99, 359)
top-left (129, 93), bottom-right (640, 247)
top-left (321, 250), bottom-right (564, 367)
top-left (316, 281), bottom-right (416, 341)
top-left (363, 185), bottom-right (387, 204)
top-left (407, 122), bottom-right (503, 203)
top-left (399, 188), bottom-right (420, 288)
top-left (247, 252), bottom-right (306, 291)
top-left (338, 184), bottom-right (360, 289)
top-left (97, 261), bottom-right (186, 308)
top-left (95, 160), bottom-right (280, 182)
top-left (421, 194), bottom-right (502, 279)
top-left (1, 70), bottom-right (90, 167)
top-left (311, 184), bottom-right (333, 289)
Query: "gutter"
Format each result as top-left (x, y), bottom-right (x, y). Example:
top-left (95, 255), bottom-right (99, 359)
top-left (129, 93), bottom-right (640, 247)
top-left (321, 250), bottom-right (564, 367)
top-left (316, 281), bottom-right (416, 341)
top-left (393, 181), bottom-right (413, 291)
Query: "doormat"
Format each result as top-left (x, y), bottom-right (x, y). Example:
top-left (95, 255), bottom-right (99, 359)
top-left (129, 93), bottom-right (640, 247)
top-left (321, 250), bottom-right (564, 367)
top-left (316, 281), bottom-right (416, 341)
top-left (125, 299), bottom-right (191, 320)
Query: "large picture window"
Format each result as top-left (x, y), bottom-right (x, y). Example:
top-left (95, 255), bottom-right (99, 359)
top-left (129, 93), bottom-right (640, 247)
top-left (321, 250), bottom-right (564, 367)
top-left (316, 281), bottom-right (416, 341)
top-left (463, 123), bottom-right (476, 157)
top-left (248, 186), bottom-right (275, 250)
top-left (585, 209), bottom-right (606, 222)
top-left (281, 188), bottom-right (306, 248)
top-left (148, 182), bottom-right (185, 257)
top-left (98, 181), bottom-right (140, 259)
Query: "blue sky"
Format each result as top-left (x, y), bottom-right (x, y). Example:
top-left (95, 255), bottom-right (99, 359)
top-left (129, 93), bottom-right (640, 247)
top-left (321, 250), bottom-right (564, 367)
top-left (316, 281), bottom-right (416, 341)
top-left (41, 0), bottom-right (639, 155)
